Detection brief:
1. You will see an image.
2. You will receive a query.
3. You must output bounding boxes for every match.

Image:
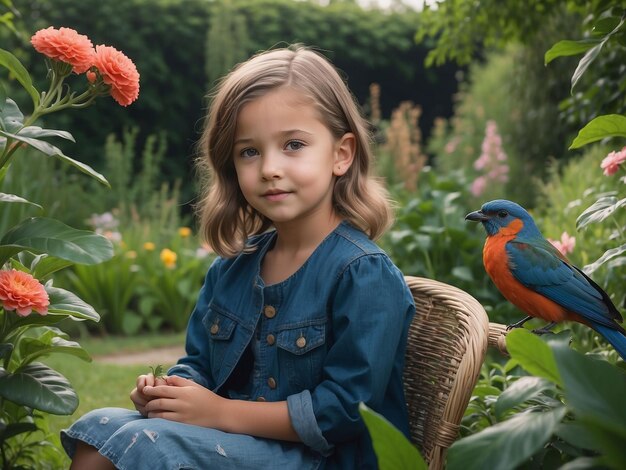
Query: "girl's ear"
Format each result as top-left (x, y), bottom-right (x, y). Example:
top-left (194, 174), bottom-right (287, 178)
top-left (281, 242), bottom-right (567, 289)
top-left (333, 132), bottom-right (356, 176)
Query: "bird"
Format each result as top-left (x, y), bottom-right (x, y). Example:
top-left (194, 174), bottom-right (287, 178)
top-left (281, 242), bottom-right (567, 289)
top-left (465, 199), bottom-right (626, 360)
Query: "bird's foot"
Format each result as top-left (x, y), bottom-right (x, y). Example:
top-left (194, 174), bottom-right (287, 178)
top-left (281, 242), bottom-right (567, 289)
top-left (532, 322), bottom-right (558, 336)
top-left (506, 316), bottom-right (533, 331)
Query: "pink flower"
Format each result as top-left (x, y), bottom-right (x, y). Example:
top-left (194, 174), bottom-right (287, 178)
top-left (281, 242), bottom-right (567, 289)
top-left (548, 232), bottom-right (576, 256)
top-left (0, 270), bottom-right (49, 316)
top-left (471, 176), bottom-right (487, 197)
top-left (444, 137), bottom-right (459, 154)
top-left (600, 146), bottom-right (626, 176)
top-left (30, 27), bottom-right (95, 74)
top-left (93, 45), bottom-right (140, 106)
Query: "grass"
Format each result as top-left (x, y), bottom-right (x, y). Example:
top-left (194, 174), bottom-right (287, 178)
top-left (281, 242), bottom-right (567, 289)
top-left (40, 332), bottom-right (185, 467)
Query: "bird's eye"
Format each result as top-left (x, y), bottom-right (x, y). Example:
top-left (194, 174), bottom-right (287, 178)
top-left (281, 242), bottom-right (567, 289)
top-left (497, 210), bottom-right (508, 218)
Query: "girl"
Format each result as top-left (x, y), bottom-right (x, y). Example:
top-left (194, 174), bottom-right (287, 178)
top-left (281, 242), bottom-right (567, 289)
top-left (63, 45), bottom-right (415, 470)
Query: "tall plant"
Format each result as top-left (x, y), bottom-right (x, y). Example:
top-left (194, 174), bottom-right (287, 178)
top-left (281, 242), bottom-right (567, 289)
top-left (0, 16), bottom-right (139, 467)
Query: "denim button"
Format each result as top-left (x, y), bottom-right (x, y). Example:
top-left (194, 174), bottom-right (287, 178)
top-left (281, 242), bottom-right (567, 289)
top-left (266, 334), bottom-right (275, 345)
top-left (267, 377), bottom-right (277, 389)
top-left (210, 323), bottom-right (219, 334)
top-left (264, 305), bottom-right (276, 319)
top-left (296, 336), bottom-right (306, 348)
top-left (256, 396), bottom-right (266, 402)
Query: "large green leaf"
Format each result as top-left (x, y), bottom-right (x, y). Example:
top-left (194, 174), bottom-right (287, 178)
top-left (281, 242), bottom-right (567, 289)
top-left (0, 48), bottom-right (39, 107)
top-left (506, 329), bottom-right (563, 387)
top-left (359, 403), bottom-right (426, 470)
top-left (0, 192), bottom-right (42, 210)
top-left (447, 407), bottom-right (566, 470)
top-left (46, 285), bottom-right (100, 322)
top-left (0, 128), bottom-right (108, 185)
top-left (553, 347), bottom-right (626, 439)
top-left (0, 362), bottom-right (78, 414)
top-left (544, 39), bottom-right (600, 65)
top-left (494, 376), bottom-right (554, 419)
top-left (569, 114), bottom-right (626, 149)
top-left (0, 217), bottom-right (114, 266)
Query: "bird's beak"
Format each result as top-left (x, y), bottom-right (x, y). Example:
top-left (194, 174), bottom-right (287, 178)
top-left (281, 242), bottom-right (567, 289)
top-left (465, 210), bottom-right (490, 222)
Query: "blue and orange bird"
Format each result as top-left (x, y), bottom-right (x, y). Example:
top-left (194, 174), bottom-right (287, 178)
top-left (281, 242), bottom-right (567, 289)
top-left (465, 199), bottom-right (626, 360)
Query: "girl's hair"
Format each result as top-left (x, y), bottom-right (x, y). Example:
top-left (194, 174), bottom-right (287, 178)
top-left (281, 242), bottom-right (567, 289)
top-left (196, 44), bottom-right (393, 258)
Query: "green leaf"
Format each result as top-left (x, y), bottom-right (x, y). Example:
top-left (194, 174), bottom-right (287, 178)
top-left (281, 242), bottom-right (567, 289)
top-left (592, 16), bottom-right (622, 36)
top-left (46, 285), bottom-right (100, 322)
top-left (32, 256), bottom-right (74, 279)
top-left (570, 114), bottom-right (626, 149)
top-left (16, 126), bottom-right (75, 143)
top-left (18, 335), bottom-right (91, 365)
top-left (544, 39), bottom-right (600, 65)
top-left (0, 362), bottom-right (78, 414)
top-left (583, 243), bottom-right (626, 274)
top-left (554, 347), bottom-right (626, 468)
top-left (0, 98), bottom-right (24, 133)
top-left (556, 421), bottom-right (603, 452)
top-left (0, 422), bottom-right (38, 444)
top-left (576, 196), bottom-right (626, 230)
top-left (54, 152), bottom-right (109, 187)
top-left (570, 16), bottom-right (625, 92)
top-left (0, 217), bottom-right (114, 266)
top-left (506, 329), bottom-right (563, 387)
top-left (494, 376), bottom-right (554, 419)
top-left (0, 81), bottom-right (6, 111)
top-left (0, 128), bottom-right (109, 186)
top-left (447, 407), bottom-right (566, 470)
top-left (359, 403), bottom-right (426, 470)
top-left (553, 347), bottom-right (626, 439)
top-left (0, 192), bottom-right (43, 210)
top-left (452, 266), bottom-right (473, 282)
top-left (0, 48), bottom-right (39, 107)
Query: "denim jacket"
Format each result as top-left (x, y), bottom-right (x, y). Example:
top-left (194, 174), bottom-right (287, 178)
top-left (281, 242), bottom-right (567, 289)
top-left (168, 221), bottom-right (415, 469)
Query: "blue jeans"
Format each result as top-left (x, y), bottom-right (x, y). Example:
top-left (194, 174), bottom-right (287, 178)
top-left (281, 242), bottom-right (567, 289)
top-left (61, 407), bottom-right (323, 470)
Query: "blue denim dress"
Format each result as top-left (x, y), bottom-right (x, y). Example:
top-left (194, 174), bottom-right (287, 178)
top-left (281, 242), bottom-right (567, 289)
top-left (62, 221), bottom-right (415, 469)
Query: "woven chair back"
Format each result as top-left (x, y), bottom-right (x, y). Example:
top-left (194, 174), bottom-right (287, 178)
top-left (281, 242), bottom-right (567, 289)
top-left (402, 276), bottom-right (490, 469)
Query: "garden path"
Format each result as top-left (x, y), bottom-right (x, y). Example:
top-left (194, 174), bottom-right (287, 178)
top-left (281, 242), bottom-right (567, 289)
top-left (95, 346), bottom-right (185, 366)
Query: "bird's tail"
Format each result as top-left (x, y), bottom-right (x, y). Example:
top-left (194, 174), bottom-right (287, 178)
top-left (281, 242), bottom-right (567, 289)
top-left (592, 324), bottom-right (626, 361)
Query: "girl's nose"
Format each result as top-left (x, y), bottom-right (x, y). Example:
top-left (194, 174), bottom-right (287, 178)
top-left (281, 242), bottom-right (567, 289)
top-left (260, 152), bottom-right (283, 180)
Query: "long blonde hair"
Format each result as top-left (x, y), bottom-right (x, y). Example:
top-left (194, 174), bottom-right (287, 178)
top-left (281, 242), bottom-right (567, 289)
top-left (196, 45), bottom-right (393, 258)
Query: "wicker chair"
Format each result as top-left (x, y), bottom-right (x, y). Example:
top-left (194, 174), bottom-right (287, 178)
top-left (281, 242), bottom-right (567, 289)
top-left (402, 276), bottom-right (508, 470)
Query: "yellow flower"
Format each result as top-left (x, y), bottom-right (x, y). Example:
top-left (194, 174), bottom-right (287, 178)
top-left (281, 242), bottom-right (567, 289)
top-left (178, 227), bottom-right (192, 238)
top-left (160, 248), bottom-right (177, 269)
top-left (143, 242), bottom-right (156, 251)
top-left (125, 250), bottom-right (137, 259)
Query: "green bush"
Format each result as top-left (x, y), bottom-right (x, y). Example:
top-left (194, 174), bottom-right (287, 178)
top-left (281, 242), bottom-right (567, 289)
top-left (16, 0), bottom-right (457, 189)
top-left (381, 168), bottom-right (518, 325)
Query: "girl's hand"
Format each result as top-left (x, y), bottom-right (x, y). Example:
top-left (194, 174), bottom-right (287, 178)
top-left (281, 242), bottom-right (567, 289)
top-left (130, 373), bottom-right (168, 417)
top-left (142, 375), bottom-right (224, 427)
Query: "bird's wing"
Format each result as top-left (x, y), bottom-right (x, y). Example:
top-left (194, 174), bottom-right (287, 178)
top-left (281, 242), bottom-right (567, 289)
top-left (506, 239), bottom-right (617, 328)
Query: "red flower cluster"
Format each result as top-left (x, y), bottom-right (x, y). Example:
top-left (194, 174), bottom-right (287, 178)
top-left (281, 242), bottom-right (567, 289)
top-left (0, 269), bottom-right (49, 316)
top-left (30, 26), bottom-right (140, 106)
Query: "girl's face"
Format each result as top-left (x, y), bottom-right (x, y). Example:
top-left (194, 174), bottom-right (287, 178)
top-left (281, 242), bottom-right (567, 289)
top-left (233, 87), bottom-right (354, 230)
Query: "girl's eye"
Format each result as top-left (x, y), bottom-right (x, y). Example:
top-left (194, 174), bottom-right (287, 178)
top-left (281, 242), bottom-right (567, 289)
top-left (285, 140), bottom-right (305, 151)
top-left (240, 148), bottom-right (259, 158)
